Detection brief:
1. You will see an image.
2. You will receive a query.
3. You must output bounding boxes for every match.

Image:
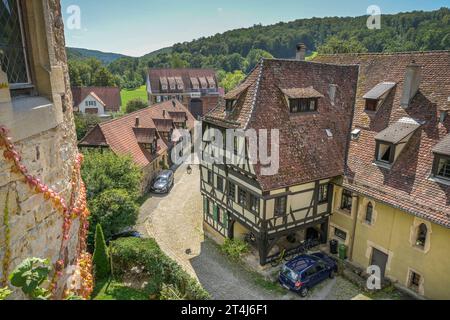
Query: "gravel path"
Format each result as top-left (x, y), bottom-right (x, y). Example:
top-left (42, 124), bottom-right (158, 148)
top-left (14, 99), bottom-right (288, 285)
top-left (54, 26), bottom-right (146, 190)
top-left (137, 165), bottom-right (362, 300)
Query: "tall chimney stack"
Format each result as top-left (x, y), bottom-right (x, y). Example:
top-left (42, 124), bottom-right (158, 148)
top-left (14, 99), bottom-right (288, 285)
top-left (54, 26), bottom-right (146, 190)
top-left (135, 116), bottom-right (140, 128)
top-left (296, 43), bottom-right (307, 61)
top-left (401, 60), bottom-right (422, 108)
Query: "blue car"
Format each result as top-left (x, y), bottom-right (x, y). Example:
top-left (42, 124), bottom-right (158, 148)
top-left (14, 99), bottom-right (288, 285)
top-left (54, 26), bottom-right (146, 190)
top-left (279, 253), bottom-right (338, 297)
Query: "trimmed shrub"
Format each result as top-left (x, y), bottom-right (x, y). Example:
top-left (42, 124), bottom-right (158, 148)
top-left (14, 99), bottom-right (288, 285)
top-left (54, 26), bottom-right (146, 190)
top-left (110, 238), bottom-right (210, 300)
top-left (93, 224), bottom-right (111, 280)
top-left (220, 238), bottom-right (249, 260)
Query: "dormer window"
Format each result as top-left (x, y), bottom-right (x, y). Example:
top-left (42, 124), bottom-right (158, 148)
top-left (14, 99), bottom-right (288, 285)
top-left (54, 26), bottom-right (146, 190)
top-left (289, 98), bottom-right (317, 113)
top-left (374, 119), bottom-right (420, 168)
top-left (363, 82), bottom-right (396, 112)
top-left (432, 134), bottom-right (450, 182)
top-left (365, 99), bottom-right (378, 112)
top-left (225, 99), bottom-right (237, 112)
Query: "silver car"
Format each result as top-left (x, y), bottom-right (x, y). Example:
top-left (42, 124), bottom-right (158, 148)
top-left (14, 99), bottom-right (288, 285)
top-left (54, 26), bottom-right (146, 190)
top-left (151, 170), bottom-right (174, 194)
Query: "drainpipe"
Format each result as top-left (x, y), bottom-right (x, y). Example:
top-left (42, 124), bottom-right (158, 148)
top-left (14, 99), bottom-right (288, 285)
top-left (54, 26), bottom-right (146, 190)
top-left (348, 194), bottom-right (359, 261)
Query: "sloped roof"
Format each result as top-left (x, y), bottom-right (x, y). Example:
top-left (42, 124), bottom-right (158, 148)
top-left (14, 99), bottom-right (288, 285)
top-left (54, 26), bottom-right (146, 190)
top-left (72, 87), bottom-right (121, 113)
top-left (281, 87), bottom-right (325, 99)
top-left (314, 51), bottom-right (450, 228)
top-left (433, 134), bottom-right (450, 156)
top-left (205, 58), bottom-right (359, 191)
top-left (375, 121), bottom-right (421, 144)
top-left (148, 69), bottom-right (218, 93)
top-left (79, 99), bottom-right (195, 167)
top-left (363, 82), bottom-right (396, 100)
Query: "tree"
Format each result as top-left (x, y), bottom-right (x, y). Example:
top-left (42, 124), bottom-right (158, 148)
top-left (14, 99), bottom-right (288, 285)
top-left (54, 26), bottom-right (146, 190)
top-left (317, 36), bottom-right (368, 54)
top-left (89, 189), bottom-right (139, 246)
top-left (81, 150), bottom-right (142, 201)
top-left (126, 98), bottom-right (148, 114)
top-left (245, 49), bottom-right (273, 73)
top-left (74, 113), bottom-right (101, 141)
top-left (218, 70), bottom-right (246, 93)
top-left (92, 224), bottom-right (111, 280)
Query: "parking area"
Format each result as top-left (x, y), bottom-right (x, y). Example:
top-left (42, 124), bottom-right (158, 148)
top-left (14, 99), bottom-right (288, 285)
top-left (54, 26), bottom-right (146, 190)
top-left (137, 165), bottom-right (387, 300)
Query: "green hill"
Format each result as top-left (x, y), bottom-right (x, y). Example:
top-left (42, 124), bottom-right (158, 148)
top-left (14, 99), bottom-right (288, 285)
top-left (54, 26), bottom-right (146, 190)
top-left (66, 47), bottom-right (130, 64)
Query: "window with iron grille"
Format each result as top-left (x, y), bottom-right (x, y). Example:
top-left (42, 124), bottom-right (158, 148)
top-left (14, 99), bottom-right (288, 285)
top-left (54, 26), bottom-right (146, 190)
top-left (289, 98), bottom-right (317, 113)
top-left (334, 228), bottom-right (347, 241)
top-left (318, 184), bottom-right (329, 204)
top-left (228, 182), bottom-right (236, 201)
top-left (0, 0), bottom-right (30, 85)
top-left (238, 187), bottom-right (247, 207)
top-left (435, 155), bottom-right (450, 180)
top-left (409, 271), bottom-right (421, 292)
top-left (274, 196), bottom-right (287, 217)
top-left (341, 189), bottom-right (352, 212)
top-left (365, 202), bottom-right (373, 224)
top-left (216, 176), bottom-right (224, 192)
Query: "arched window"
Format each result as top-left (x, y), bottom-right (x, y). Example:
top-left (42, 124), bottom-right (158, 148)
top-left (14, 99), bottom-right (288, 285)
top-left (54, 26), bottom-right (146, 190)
top-left (365, 202), bottom-right (373, 224)
top-left (416, 224), bottom-right (428, 248)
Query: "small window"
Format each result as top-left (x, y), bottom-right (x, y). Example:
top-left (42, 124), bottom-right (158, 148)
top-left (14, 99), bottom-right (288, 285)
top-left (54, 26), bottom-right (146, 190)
top-left (365, 99), bottom-right (378, 112)
top-left (365, 203), bottom-right (373, 224)
top-left (341, 189), bottom-right (352, 212)
top-left (0, 0), bottom-right (31, 85)
top-left (289, 98), bottom-right (317, 113)
top-left (318, 184), bottom-right (329, 204)
top-left (376, 142), bottom-right (395, 164)
top-left (217, 176), bottom-right (224, 192)
top-left (238, 187), bottom-right (247, 207)
top-left (274, 196), bottom-right (287, 217)
top-left (205, 198), bottom-right (210, 215)
top-left (334, 228), bottom-right (347, 241)
top-left (434, 155), bottom-right (450, 180)
top-left (249, 193), bottom-right (259, 213)
top-left (228, 182), bottom-right (236, 201)
top-left (225, 99), bottom-right (236, 112)
top-left (409, 271), bottom-right (421, 292)
top-left (416, 223), bottom-right (427, 248)
top-left (207, 170), bottom-right (213, 185)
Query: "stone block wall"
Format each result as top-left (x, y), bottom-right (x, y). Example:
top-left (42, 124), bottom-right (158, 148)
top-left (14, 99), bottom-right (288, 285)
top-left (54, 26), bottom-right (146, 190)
top-left (0, 0), bottom-right (81, 299)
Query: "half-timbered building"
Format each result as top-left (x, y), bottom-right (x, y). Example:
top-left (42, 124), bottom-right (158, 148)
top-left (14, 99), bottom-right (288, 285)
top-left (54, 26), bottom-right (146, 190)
top-left (200, 46), bottom-right (359, 265)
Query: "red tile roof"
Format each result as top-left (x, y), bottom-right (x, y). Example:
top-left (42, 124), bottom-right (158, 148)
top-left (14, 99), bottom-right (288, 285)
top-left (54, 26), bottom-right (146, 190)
top-left (205, 58), bottom-right (360, 191)
top-left (148, 68), bottom-right (218, 94)
top-left (79, 100), bottom-right (196, 167)
top-left (314, 51), bottom-right (450, 228)
top-left (72, 87), bottom-right (121, 113)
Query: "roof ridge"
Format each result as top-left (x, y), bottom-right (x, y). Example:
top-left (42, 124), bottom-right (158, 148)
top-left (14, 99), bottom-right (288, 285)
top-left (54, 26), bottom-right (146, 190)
top-left (315, 50), bottom-right (450, 57)
top-left (244, 59), bottom-right (264, 130)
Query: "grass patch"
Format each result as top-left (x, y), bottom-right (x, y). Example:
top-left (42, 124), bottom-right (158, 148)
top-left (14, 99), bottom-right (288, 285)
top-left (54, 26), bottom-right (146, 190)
top-left (92, 278), bottom-right (149, 300)
top-left (120, 85), bottom-right (148, 112)
top-left (306, 51), bottom-right (318, 61)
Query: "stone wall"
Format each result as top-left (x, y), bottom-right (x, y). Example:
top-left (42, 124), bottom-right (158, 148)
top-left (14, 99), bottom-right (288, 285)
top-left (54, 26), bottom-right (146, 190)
top-left (0, 0), bottom-right (81, 299)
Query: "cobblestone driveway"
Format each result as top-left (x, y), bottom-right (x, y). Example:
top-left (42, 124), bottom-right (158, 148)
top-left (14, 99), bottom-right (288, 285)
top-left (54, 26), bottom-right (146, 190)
top-left (138, 165), bottom-right (362, 300)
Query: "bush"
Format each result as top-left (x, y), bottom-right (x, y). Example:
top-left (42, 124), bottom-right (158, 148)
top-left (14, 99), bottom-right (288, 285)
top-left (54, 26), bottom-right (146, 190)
top-left (74, 113), bottom-right (101, 141)
top-left (220, 238), bottom-right (249, 260)
top-left (125, 98), bottom-right (148, 114)
top-left (89, 189), bottom-right (139, 247)
top-left (81, 150), bottom-right (142, 201)
top-left (110, 238), bottom-right (210, 300)
top-left (93, 224), bottom-right (111, 280)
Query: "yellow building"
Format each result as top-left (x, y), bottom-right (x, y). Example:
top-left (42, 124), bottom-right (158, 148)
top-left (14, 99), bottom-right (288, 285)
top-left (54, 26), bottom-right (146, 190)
top-left (315, 51), bottom-right (450, 300)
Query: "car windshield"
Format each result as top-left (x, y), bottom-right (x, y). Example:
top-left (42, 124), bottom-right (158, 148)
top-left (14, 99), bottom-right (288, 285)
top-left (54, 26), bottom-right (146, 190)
top-left (156, 177), bottom-right (168, 183)
top-left (281, 265), bottom-right (298, 281)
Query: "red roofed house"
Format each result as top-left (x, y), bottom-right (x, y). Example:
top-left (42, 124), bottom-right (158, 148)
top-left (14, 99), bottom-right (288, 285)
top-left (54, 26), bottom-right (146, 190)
top-left (79, 99), bottom-right (195, 192)
top-left (314, 51), bottom-right (450, 299)
top-left (201, 45), bottom-right (359, 268)
top-left (72, 86), bottom-right (121, 117)
top-left (201, 44), bottom-right (450, 299)
top-left (147, 68), bottom-right (222, 119)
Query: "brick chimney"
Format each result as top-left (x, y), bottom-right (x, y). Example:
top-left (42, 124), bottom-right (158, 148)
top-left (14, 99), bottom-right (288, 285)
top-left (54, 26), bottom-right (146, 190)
top-left (135, 116), bottom-right (140, 128)
top-left (296, 43), bottom-right (307, 61)
top-left (401, 60), bottom-right (422, 108)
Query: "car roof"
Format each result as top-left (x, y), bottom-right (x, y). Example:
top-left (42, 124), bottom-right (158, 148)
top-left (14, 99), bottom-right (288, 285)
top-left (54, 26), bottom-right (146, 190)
top-left (285, 254), bottom-right (320, 273)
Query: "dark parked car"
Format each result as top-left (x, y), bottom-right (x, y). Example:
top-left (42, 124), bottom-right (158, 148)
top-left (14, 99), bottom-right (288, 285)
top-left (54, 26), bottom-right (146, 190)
top-left (279, 252), bottom-right (338, 297)
top-left (151, 170), bottom-right (174, 194)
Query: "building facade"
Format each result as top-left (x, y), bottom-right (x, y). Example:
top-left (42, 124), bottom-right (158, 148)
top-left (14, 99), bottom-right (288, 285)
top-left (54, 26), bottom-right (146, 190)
top-left (314, 51), bottom-right (450, 300)
top-left (79, 99), bottom-right (195, 192)
top-left (0, 0), bottom-right (84, 298)
top-left (200, 47), bottom-right (359, 265)
top-left (72, 86), bottom-right (121, 117)
top-left (147, 68), bottom-right (222, 119)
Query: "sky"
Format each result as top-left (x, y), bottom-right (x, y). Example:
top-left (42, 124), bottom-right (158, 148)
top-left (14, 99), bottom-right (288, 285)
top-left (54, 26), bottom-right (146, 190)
top-left (61, 0), bottom-right (449, 57)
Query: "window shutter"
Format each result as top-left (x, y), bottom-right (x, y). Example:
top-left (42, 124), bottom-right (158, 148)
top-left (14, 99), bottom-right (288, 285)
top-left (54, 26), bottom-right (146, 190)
top-left (223, 212), bottom-right (228, 228)
top-left (213, 204), bottom-right (218, 222)
top-left (203, 198), bottom-right (208, 214)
